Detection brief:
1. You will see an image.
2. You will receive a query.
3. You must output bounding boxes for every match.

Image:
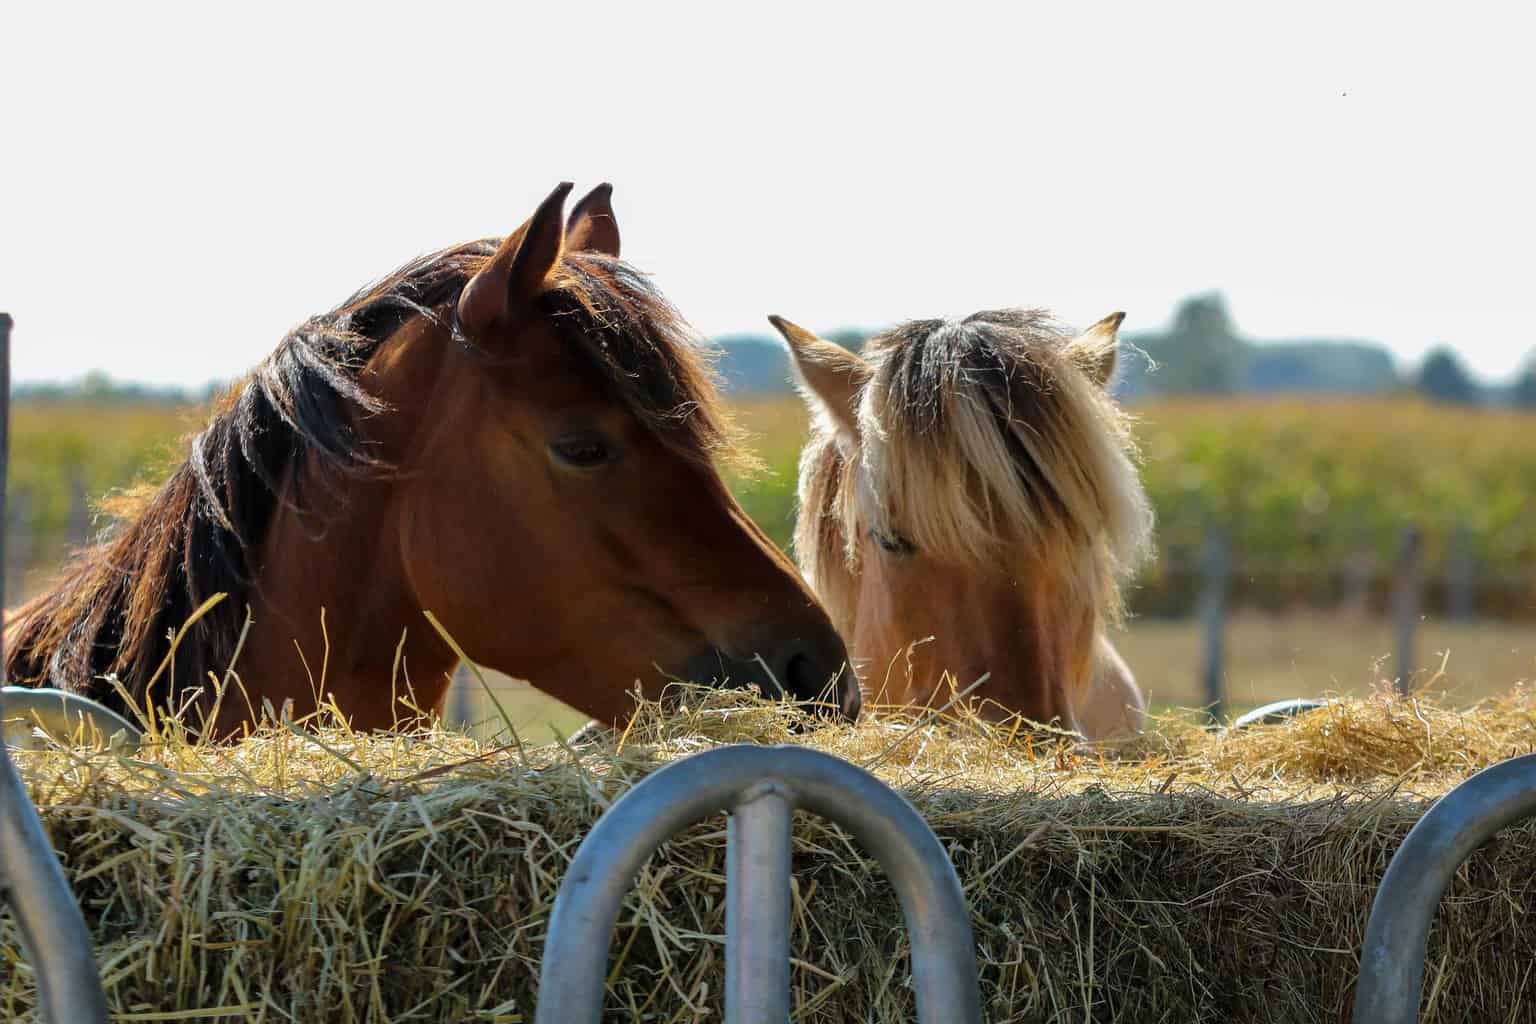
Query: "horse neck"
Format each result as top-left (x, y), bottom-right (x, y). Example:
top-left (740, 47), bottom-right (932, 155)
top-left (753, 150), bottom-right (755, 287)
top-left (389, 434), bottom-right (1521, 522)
top-left (984, 575), bottom-right (1098, 730)
top-left (207, 320), bottom-right (470, 738)
top-left (214, 460), bottom-right (456, 737)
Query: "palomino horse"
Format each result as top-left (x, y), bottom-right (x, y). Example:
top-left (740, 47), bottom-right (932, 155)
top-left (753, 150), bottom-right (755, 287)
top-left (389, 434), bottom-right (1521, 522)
top-left (4, 183), bottom-right (859, 739)
top-left (769, 309), bottom-right (1152, 740)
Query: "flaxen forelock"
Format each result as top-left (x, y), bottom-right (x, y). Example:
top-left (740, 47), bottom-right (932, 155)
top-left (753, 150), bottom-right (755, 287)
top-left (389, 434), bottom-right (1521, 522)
top-left (797, 309), bottom-right (1153, 628)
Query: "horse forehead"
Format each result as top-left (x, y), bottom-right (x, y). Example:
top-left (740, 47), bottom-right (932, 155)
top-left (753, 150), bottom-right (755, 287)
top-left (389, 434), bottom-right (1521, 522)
top-left (375, 314), bottom-right (614, 410)
top-left (488, 344), bottom-right (622, 415)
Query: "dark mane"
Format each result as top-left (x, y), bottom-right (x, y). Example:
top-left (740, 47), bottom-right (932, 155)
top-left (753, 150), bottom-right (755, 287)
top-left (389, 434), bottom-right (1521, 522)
top-left (4, 240), bottom-right (735, 721)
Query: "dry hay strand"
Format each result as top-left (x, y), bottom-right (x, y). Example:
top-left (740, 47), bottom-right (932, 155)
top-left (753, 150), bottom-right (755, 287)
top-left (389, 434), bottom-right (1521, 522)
top-left (3, 683), bottom-right (1536, 1022)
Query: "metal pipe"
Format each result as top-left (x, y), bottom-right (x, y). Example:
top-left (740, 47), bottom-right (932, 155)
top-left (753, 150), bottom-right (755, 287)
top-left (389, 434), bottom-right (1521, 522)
top-left (1392, 526), bottom-right (1422, 694)
top-left (534, 744), bottom-right (982, 1024)
top-left (1229, 697), bottom-right (1330, 730)
top-left (725, 784), bottom-right (794, 1023)
top-left (1353, 753), bottom-right (1536, 1023)
top-left (2, 687), bottom-right (142, 751)
top-left (0, 312), bottom-right (112, 1023)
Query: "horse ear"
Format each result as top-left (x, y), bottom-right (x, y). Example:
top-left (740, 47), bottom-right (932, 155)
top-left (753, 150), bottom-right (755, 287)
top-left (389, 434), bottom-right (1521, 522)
top-left (457, 181), bottom-right (574, 337)
top-left (565, 183), bottom-right (621, 257)
top-left (1069, 311), bottom-right (1125, 388)
top-left (768, 315), bottom-right (872, 440)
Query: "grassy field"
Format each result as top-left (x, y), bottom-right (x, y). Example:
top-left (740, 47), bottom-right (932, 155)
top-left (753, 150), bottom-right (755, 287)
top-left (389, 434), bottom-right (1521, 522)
top-left (5, 397), bottom-right (192, 595)
top-left (1136, 397), bottom-right (1536, 565)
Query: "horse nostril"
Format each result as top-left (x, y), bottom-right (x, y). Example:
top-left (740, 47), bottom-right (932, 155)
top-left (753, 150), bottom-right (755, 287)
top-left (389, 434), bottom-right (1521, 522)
top-left (783, 652), bottom-right (815, 699)
top-left (782, 650), bottom-right (857, 720)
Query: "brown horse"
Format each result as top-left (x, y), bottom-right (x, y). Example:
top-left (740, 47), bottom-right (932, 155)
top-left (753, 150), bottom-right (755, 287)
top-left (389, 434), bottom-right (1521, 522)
top-left (770, 309), bottom-right (1151, 740)
top-left (4, 183), bottom-right (859, 738)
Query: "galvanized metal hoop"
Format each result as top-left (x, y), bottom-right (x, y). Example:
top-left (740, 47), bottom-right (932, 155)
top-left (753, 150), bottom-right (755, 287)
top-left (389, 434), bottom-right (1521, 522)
top-left (1353, 753), bottom-right (1536, 1023)
top-left (1229, 697), bottom-right (1331, 730)
top-left (534, 743), bottom-right (983, 1024)
top-left (0, 312), bottom-right (112, 1024)
top-left (2, 686), bottom-right (144, 751)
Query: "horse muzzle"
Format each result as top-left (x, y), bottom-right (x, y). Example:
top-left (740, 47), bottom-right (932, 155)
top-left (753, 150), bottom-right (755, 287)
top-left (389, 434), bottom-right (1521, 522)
top-left (679, 632), bottom-right (861, 723)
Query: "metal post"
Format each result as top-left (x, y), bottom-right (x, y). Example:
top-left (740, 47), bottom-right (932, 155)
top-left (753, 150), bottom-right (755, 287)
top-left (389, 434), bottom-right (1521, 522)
top-left (533, 744), bottom-right (982, 1024)
top-left (725, 785), bottom-right (794, 1023)
top-left (1354, 753), bottom-right (1536, 1023)
top-left (0, 313), bottom-right (112, 1023)
top-left (66, 462), bottom-right (91, 547)
top-left (1199, 528), bottom-right (1229, 723)
top-left (1446, 526), bottom-right (1476, 622)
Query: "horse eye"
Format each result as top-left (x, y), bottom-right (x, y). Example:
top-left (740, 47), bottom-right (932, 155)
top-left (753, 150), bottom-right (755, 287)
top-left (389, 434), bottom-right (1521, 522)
top-left (550, 433), bottom-right (615, 470)
top-left (869, 528), bottom-right (916, 557)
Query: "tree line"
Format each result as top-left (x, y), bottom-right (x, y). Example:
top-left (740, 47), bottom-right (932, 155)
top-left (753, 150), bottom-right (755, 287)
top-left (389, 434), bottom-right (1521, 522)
top-left (1116, 293), bottom-right (1533, 407)
top-left (712, 293), bottom-right (1533, 407)
top-left (13, 295), bottom-right (1531, 407)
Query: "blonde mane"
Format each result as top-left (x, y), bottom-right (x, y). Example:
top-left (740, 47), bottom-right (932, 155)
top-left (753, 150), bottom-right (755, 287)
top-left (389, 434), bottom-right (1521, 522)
top-left (795, 308), bottom-right (1153, 637)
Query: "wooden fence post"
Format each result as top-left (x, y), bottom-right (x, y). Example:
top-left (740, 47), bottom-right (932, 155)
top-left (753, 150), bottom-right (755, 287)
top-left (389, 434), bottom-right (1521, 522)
top-left (66, 463), bottom-right (92, 548)
top-left (1446, 526), bottom-right (1476, 622)
top-left (1199, 528), bottom-right (1230, 723)
top-left (1392, 527), bottom-right (1422, 693)
top-left (4, 489), bottom-right (29, 603)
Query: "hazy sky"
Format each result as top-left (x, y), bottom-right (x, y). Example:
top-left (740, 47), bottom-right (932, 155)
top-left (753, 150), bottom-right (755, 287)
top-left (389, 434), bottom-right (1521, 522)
top-left (4, 2), bottom-right (1532, 388)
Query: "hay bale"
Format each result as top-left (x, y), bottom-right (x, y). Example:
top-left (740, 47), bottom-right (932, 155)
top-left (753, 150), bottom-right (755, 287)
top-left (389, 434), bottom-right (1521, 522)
top-left (3, 684), bottom-right (1535, 1022)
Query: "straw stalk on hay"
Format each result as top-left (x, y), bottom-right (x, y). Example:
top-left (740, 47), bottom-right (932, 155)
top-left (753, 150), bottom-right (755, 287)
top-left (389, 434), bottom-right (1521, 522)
top-left (3, 684), bottom-right (1535, 1022)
